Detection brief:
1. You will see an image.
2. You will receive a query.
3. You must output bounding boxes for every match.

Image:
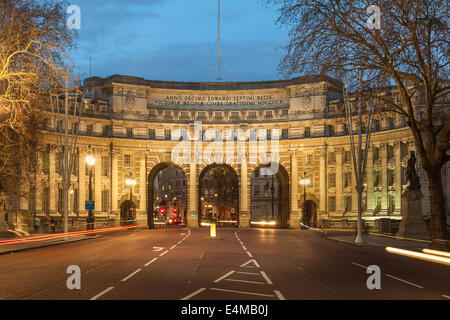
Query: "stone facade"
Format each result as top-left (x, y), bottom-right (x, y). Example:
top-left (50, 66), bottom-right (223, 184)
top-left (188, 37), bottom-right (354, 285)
top-left (2, 74), bottom-right (449, 232)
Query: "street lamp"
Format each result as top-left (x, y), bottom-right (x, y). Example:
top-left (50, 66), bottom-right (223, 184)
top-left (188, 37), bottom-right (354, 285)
top-left (125, 177), bottom-right (136, 225)
top-left (85, 149), bottom-right (95, 230)
top-left (300, 172), bottom-right (311, 228)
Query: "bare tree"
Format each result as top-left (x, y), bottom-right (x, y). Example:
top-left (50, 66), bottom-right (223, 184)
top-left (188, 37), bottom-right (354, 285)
top-left (0, 0), bottom-right (75, 198)
top-left (267, 0), bottom-right (449, 241)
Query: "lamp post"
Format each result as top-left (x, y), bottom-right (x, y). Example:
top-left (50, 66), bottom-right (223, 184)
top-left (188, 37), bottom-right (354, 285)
top-left (300, 172), bottom-right (311, 228)
top-left (126, 177), bottom-right (136, 225)
top-left (85, 150), bottom-right (95, 230)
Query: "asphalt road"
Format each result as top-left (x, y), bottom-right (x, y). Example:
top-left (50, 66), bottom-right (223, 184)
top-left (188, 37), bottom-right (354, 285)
top-left (0, 227), bottom-right (448, 300)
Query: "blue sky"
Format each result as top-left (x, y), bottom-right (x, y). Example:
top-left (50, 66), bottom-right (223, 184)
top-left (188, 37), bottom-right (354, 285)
top-left (69, 0), bottom-right (289, 82)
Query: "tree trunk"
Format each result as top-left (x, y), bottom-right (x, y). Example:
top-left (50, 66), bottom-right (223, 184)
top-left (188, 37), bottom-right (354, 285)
top-left (426, 166), bottom-right (448, 246)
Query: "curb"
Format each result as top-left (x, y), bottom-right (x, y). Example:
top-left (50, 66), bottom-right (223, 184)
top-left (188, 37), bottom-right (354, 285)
top-left (0, 235), bottom-right (103, 256)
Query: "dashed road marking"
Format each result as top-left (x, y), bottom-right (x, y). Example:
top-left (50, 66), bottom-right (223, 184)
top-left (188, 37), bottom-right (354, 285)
top-left (246, 251), bottom-right (253, 257)
top-left (90, 287), bottom-right (114, 300)
top-left (144, 258), bottom-right (158, 267)
top-left (181, 288), bottom-right (206, 300)
top-left (442, 295), bottom-right (450, 299)
top-left (237, 271), bottom-right (259, 275)
top-left (240, 259), bottom-right (261, 268)
top-left (385, 274), bottom-right (423, 289)
top-left (210, 288), bottom-right (276, 298)
top-left (121, 268), bottom-right (142, 282)
top-left (170, 245), bottom-right (177, 250)
top-left (260, 271), bottom-right (273, 285)
top-left (274, 290), bottom-right (286, 300)
top-left (352, 262), bottom-right (367, 269)
top-left (224, 278), bottom-right (266, 285)
top-left (214, 270), bottom-right (236, 283)
top-left (160, 250), bottom-right (169, 257)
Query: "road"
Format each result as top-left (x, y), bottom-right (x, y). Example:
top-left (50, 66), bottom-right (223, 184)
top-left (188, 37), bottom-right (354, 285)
top-left (0, 227), bottom-right (448, 300)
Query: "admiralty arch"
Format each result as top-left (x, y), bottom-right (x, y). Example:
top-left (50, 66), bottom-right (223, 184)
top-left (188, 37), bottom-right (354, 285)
top-left (2, 74), bottom-right (449, 232)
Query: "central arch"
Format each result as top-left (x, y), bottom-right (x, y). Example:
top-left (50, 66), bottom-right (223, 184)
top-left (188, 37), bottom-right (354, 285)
top-left (198, 164), bottom-right (239, 227)
top-left (250, 164), bottom-right (290, 229)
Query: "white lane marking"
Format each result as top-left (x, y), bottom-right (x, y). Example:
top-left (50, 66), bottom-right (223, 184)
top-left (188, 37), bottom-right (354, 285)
top-left (385, 274), bottom-right (424, 289)
top-left (442, 295), bottom-right (450, 299)
top-left (177, 241), bottom-right (182, 245)
top-left (240, 259), bottom-right (261, 268)
top-left (170, 245), bottom-right (177, 250)
top-left (181, 288), bottom-right (206, 300)
top-left (260, 271), bottom-right (273, 285)
top-left (214, 270), bottom-right (236, 283)
top-left (90, 287), bottom-right (114, 300)
top-left (153, 247), bottom-right (164, 252)
top-left (144, 258), bottom-right (158, 267)
top-left (274, 290), bottom-right (286, 300)
top-left (224, 278), bottom-right (265, 285)
top-left (352, 262), bottom-right (367, 269)
top-left (237, 271), bottom-right (260, 275)
top-left (121, 268), bottom-right (142, 282)
top-left (160, 250), bottom-right (169, 257)
top-left (246, 251), bottom-right (253, 257)
top-left (210, 287), bottom-right (275, 298)
top-left (242, 246), bottom-right (247, 250)
top-left (180, 233), bottom-right (187, 236)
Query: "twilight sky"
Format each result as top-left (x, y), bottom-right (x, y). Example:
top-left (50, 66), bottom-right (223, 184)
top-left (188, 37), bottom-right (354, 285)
top-left (69, 0), bottom-right (289, 83)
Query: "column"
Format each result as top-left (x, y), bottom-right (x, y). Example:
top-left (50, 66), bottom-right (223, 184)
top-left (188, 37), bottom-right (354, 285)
top-left (79, 149), bottom-right (86, 216)
top-left (188, 160), bottom-right (198, 228)
top-left (139, 153), bottom-right (147, 224)
top-left (366, 147), bottom-right (374, 214)
top-left (394, 142), bottom-right (402, 215)
top-left (49, 149), bottom-right (56, 214)
top-left (111, 150), bottom-right (119, 227)
top-left (381, 144), bottom-right (388, 215)
top-left (319, 146), bottom-right (327, 215)
top-left (290, 149), bottom-right (300, 229)
top-left (336, 148), bottom-right (343, 215)
top-left (94, 150), bottom-right (102, 217)
top-left (240, 154), bottom-right (250, 227)
top-left (351, 167), bottom-right (358, 216)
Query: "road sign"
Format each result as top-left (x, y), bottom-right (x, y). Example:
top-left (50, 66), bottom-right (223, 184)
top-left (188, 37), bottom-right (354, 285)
top-left (85, 200), bottom-right (95, 210)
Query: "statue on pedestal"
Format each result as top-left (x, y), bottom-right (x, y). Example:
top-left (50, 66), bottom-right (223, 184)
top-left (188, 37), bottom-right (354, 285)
top-left (406, 151), bottom-right (421, 192)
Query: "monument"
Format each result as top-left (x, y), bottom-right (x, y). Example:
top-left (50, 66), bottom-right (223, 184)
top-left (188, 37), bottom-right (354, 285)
top-left (397, 151), bottom-right (429, 239)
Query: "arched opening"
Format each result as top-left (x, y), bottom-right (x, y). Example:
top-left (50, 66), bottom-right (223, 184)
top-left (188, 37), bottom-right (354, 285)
top-left (148, 163), bottom-right (187, 228)
top-left (120, 200), bottom-right (136, 225)
top-left (302, 200), bottom-right (318, 228)
top-left (250, 165), bottom-right (290, 229)
top-left (198, 164), bottom-right (239, 227)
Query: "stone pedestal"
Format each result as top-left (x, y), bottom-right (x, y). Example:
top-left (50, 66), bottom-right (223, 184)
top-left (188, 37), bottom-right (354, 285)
top-left (239, 212), bottom-right (250, 228)
top-left (187, 212), bottom-right (199, 228)
top-left (290, 211), bottom-right (300, 229)
top-left (397, 190), bottom-right (429, 239)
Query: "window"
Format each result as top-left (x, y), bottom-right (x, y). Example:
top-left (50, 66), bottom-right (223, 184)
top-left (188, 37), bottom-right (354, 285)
top-left (281, 109), bottom-right (289, 116)
top-left (387, 117), bottom-right (394, 129)
top-left (214, 111), bottom-right (223, 119)
top-left (328, 196), bottom-right (336, 212)
top-left (250, 130), bottom-right (257, 141)
top-left (373, 170), bottom-right (381, 187)
top-left (231, 111), bottom-right (240, 118)
top-left (164, 111), bottom-right (172, 118)
top-left (307, 173), bottom-right (313, 188)
top-left (72, 152), bottom-right (79, 176)
top-left (327, 125), bottom-right (334, 136)
top-left (124, 154), bottom-right (131, 166)
top-left (304, 127), bottom-right (311, 137)
top-left (282, 128), bottom-right (289, 139)
top-left (43, 152), bottom-right (50, 174)
top-left (87, 124), bottom-right (93, 136)
top-left (265, 110), bottom-right (273, 118)
top-left (70, 189), bottom-right (78, 213)
top-left (328, 152), bottom-right (336, 164)
top-left (388, 169), bottom-right (395, 186)
top-left (57, 188), bottom-right (63, 213)
top-left (198, 111), bottom-right (207, 119)
top-left (387, 145), bottom-right (394, 161)
top-left (344, 172), bottom-right (352, 188)
top-left (55, 152), bottom-right (62, 175)
top-left (254, 185), bottom-right (260, 197)
top-left (266, 129), bottom-right (271, 140)
top-left (248, 111), bottom-right (257, 118)
top-left (102, 126), bottom-right (109, 137)
top-left (400, 142), bottom-right (408, 159)
top-left (375, 119), bottom-right (381, 131)
top-left (306, 154), bottom-right (313, 165)
top-left (180, 111), bottom-right (189, 119)
top-left (401, 166), bottom-right (407, 185)
top-left (126, 128), bottom-right (133, 138)
top-left (148, 110), bottom-right (156, 117)
top-left (165, 129), bottom-right (171, 141)
top-left (149, 129), bottom-right (155, 140)
top-left (344, 196), bottom-right (352, 213)
top-left (328, 173), bottom-right (336, 188)
top-left (388, 194), bottom-right (396, 213)
top-left (373, 147), bottom-right (380, 161)
top-left (344, 150), bottom-right (351, 163)
top-left (101, 190), bottom-right (109, 212)
top-left (43, 187), bottom-right (50, 214)
top-left (101, 156), bottom-right (109, 177)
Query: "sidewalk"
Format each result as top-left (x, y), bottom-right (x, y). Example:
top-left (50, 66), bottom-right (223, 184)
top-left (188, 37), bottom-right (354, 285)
top-left (0, 233), bottom-right (102, 255)
top-left (325, 231), bottom-right (431, 250)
